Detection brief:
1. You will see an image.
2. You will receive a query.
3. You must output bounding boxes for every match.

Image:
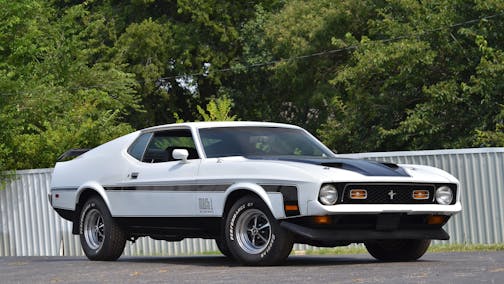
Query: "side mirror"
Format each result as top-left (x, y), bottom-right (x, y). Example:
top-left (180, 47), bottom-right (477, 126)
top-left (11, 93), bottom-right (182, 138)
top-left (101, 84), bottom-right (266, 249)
top-left (172, 149), bottom-right (189, 163)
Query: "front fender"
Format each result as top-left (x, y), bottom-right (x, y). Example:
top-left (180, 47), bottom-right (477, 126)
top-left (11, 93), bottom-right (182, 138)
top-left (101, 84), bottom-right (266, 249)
top-left (224, 183), bottom-right (285, 219)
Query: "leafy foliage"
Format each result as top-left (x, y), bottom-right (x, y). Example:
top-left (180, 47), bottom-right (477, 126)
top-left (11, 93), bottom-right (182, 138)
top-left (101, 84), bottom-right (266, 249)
top-left (0, 1), bottom-right (139, 171)
top-left (197, 96), bottom-right (237, 122)
top-left (1, 0), bottom-right (503, 177)
top-left (238, 0), bottom-right (504, 152)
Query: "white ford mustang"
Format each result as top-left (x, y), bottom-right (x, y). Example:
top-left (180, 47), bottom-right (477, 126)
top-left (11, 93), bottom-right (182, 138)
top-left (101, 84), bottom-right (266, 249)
top-left (49, 121), bottom-right (462, 265)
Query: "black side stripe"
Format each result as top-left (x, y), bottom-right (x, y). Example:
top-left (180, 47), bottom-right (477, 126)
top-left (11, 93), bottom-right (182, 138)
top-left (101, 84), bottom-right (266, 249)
top-left (51, 187), bottom-right (78, 191)
top-left (104, 184), bottom-right (231, 192)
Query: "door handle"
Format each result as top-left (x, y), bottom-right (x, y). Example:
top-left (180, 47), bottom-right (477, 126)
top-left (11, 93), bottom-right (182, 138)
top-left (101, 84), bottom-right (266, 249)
top-left (130, 172), bottom-right (139, 179)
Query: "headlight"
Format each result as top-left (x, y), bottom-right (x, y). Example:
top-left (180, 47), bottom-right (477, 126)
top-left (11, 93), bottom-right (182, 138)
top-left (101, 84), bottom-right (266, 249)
top-left (435, 186), bottom-right (453, 205)
top-left (319, 184), bottom-right (338, 205)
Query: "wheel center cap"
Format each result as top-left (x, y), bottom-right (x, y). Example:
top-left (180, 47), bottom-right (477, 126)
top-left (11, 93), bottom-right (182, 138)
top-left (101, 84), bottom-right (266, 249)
top-left (251, 228), bottom-right (258, 235)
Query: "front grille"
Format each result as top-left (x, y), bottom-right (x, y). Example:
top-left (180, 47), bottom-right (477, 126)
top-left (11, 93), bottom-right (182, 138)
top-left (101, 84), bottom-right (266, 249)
top-left (342, 183), bottom-right (435, 204)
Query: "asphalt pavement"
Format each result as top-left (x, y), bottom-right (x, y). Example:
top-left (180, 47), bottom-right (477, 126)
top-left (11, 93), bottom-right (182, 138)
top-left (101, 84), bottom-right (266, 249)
top-left (1, 251), bottom-right (503, 283)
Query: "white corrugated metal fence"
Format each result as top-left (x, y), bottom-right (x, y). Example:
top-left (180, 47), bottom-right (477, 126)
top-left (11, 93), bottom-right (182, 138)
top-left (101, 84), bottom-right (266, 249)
top-left (1, 148), bottom-right (503, 256)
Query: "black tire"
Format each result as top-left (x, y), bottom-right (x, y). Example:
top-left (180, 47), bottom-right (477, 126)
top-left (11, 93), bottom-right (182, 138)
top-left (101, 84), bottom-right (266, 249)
top-left (365, 239), bottom-right (431, 261)
top-left (215, 236), bottom-right (232, 258)
top-left (79, 197), bottom-right (126, 261)
top-left (225, 195), bottom-right (293, 266)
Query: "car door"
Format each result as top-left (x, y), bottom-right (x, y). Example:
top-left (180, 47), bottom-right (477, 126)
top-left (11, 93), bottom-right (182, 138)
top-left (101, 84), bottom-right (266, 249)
top-left (107, 128), bottom-right (202, 217)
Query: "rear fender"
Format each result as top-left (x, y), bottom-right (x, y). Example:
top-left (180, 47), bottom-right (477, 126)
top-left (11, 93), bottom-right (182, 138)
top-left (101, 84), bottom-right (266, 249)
top-left (71, 182), bottom-right (110, 235)
top-left (75, 182), bottom-right (111, 210)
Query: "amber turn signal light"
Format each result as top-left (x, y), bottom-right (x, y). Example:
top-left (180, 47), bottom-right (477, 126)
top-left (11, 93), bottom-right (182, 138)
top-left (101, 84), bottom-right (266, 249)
top-left (284, 204), bottom-right (299, 211)
top-left (350, 189), bottom-right (367, 199)
top-left (427, 215), bottom-right (446, 225)
top-left (412, 190), bottom-right (430, 200)
top-left (313, 216), bottom-right (331, 224)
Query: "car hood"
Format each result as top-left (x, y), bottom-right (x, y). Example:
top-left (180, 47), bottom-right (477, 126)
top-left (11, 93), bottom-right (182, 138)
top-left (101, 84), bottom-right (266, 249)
top-left (246, 156), bottom-right (409, 177)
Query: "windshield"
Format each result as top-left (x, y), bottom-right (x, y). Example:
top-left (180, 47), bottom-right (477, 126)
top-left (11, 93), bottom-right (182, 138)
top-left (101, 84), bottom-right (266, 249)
top-left (199, 127), bottom-right (334, 158)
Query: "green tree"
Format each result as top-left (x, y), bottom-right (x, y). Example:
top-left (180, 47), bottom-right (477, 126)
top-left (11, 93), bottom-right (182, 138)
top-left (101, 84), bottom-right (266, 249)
top-left (2, 0), bottom-right (504, 178)
top-left (365, 1), bottom-right (504, 150)
top-left (241, 0), bottom-right (504, 152)
top-left (475, 106), bottom-right (504, 146)
top-left (0, 1), bottom-right (140, 171)
top-left (229, 0), bottom-right (377, 133)
top-left (96, 0), bottom-right (280, 128)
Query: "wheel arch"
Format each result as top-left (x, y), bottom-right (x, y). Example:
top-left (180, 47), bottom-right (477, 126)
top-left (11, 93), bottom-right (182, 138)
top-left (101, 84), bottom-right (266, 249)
top-left (223, 183), bottom-right (285, 219)
top-left (75, 182), bottom-right (110, 208)
top-left (72, 183), bottom-right (111, 234)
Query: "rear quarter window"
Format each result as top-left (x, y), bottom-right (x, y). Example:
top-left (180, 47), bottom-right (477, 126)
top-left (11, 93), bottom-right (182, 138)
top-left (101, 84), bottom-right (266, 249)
top-left (127, 133), bottom-right (153, 161)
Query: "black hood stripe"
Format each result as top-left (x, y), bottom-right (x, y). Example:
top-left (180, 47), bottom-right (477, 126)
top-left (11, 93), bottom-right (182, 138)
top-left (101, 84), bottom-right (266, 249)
top-left (248, 157), bottom-right (410, 177)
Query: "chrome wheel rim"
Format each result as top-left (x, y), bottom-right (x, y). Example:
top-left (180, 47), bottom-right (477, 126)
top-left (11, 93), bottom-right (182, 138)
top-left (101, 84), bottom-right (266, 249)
top-left (235, 209), bottom-right (271, 254)
top-left (84, 209), bottom-right (104, 250)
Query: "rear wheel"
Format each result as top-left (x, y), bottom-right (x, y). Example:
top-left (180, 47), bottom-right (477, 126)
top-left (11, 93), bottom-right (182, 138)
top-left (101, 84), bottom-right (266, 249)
top-left (365, 239), bottom-right (431, 261)
top-left (79, 197), bottom-right (126, 261)
top-left (225, 196), bottom-right (293, 265)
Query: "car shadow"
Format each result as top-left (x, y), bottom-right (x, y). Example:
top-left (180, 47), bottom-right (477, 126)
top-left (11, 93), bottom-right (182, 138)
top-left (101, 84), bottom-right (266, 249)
top-left (115, 254), bottom-right (438, 267)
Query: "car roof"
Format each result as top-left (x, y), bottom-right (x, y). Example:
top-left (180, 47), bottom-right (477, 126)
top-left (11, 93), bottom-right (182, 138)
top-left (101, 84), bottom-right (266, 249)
top-left (142, 121), bottom-right (302, 132)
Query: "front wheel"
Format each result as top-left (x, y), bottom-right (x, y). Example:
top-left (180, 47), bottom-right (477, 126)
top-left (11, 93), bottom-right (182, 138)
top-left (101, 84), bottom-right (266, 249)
top-left (79, 197), bottom-right (126, 261)
top-left (225, 196), bottom-right (293, 265)
top-left (365, 239), bottom-right (431, 261)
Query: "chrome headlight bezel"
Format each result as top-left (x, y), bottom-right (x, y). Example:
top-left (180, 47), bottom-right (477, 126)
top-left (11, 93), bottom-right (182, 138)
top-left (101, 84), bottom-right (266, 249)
top-left (319, 184), bottom-right (338, 205)
top-left (435, 186), bottom-right (454, 205)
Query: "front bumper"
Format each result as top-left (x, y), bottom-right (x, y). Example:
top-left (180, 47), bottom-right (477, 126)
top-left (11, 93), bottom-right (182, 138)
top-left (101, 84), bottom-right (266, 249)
top-left (281, 222), bottom-right (449, 242)
top-left (306, 200), bottom-right (462, 215)
top-left (280, 213), bottom-right (451, 245)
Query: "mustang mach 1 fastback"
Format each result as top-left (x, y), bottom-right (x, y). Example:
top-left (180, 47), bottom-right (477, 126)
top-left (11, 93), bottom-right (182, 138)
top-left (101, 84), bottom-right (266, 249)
top-left (49, 122), bottom-right (462, 265)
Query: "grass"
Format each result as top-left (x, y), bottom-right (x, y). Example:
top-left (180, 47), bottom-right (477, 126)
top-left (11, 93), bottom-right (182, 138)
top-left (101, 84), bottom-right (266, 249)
top-left (427, 243), bottom-right (504, 252)
top-left (301, 245), bottom-right (367, 255)
top-left (199, 250), bottom-right (222, 256)
top-left (297, 243), bottom-right (504, 255)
